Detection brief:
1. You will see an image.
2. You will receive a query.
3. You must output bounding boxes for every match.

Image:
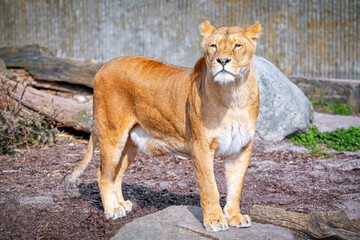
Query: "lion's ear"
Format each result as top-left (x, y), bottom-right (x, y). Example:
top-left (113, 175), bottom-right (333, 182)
top-left (246, 21), bottom-right (263, 45)
top-left (199, 20), bottom-right (215, 38)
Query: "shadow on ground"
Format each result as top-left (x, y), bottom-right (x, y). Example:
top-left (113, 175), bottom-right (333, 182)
top-left (77, 182), bottom-right (226, 212)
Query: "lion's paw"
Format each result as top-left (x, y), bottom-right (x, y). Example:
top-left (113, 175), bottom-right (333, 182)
top-left (227, 214), bottom-right (251, 228)
top-left (121, 200), bottom-right (132, 212)
top-left (105, 201), bottom-right (132, 220)
top-left (64, 174), bottom-right (76, 187)
top-left (104, 200), bottom-right (133, 220)
top-left (105, 205), bottom-right (127, 220)
top-left (203, 214), bottom-right (229, 232)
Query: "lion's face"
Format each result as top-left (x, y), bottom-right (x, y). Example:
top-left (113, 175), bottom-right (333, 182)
top-left (200, 21), bottom-right (263, 84)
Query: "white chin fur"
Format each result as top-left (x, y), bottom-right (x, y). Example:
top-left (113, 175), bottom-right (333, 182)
top-left (214, 72), bottom-right (235, 84)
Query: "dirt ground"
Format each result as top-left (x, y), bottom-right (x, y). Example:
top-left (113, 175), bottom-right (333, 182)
top-left (0, 136), bottom-right (359, 239)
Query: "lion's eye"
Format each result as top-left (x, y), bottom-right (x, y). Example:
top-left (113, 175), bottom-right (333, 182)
top-left (234, 44), bottom-right (242, 49)
top-left (210, 44), bottom-right (217, 49)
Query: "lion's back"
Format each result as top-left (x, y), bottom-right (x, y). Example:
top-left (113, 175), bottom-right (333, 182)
top-left (95, 56), bottom-right (189, 86)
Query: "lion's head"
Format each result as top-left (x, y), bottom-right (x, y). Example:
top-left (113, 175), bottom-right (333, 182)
top-left (200, 21), bottom-right (263, 84)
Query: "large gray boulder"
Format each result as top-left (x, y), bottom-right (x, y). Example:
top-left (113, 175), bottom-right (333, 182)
top-left (254, 56), bottom-right (313, 141)
top-left (111, 206), bottom-right (293, 240)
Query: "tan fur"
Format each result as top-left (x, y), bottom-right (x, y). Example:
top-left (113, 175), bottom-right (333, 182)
top-left (65, 21), bottom-right (262, 232)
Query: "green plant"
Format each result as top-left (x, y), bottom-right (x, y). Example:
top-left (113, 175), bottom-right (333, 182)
top-left (310, 98), bottom-right (352, 116)
top-left (289, 126), bottom-right (360, 157)
top-left (0, 77), bottom-right (58, 154)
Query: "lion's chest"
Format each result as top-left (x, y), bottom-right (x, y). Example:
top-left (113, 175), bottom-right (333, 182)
top-left (210, 111), bottom-right (254, 159)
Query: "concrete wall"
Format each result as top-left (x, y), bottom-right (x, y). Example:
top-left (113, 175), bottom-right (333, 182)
top-left (1, 0), bottom-right (359, 80)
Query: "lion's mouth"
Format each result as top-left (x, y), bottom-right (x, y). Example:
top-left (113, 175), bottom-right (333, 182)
top-left (215, 69), bottom-right (233, 77)
top-left (213, 68), bottom-right (236, 83)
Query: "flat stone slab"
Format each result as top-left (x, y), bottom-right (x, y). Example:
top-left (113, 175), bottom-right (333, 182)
top-left (111, 205), bottom-right (293, 240)
top-left (314, 112), bottom-right (360, 132)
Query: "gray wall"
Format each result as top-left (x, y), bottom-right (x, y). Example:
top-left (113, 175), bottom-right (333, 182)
top-left (1, 0), bottom-right (359, 80)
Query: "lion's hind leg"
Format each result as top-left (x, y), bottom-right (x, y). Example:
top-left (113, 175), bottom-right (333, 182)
top-left (97, 122), bottom-right (135, 220)
top-left (113, 138), bottom-right (137, 215)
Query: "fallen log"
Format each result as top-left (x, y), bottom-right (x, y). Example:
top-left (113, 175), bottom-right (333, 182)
top-left (1, 76), bottom-right (93, 133)
top-left (250, 205), bottom-right (360, 240)
top-left (0, 44), bottom-right (103, 88)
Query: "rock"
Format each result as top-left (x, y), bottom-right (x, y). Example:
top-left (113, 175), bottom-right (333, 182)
top-left (0, 58), bottom-right (15, 79)
top-left (18, 195), bottom-right (54, 209)
top-left (254, 56), bottom-right (313, 141)
top-left (111, 205), bottom-right (294, 240)
top-left (0, 58), bottom-right (7, 71)
top-left (314, 112), bottom-right (360, 132)
top-left (290, 77), bottom-right (360, 114)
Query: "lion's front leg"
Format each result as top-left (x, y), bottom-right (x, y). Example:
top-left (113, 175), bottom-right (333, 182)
top-left (192, 143), bottom-right (229, 232)
top-left (223, 140), bottom-right (253, 228)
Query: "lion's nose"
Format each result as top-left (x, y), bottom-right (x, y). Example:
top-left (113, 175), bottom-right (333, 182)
top-left (216, 57), bottom-right (231, 66)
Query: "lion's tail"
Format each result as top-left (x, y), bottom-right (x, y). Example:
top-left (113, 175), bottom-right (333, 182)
top-left (64, 132), bottom-right (98, 187)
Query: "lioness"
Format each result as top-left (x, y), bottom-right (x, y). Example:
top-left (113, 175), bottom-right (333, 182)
top-left (65, 21), bottom-right (262, 232)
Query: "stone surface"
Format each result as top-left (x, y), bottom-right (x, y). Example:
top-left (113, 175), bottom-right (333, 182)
top-left (0, 58), bottom-right (6, 71)
top-left (314, 112), bottom-right (360, 132)
top-left (111, 205), bottom-right (293, 240)
top-left (18, 195), bottom-right (54, 209)
top-left (0, 58), bottom-right (14, 78)
top-left (290, 77), bottom-right (360, 114)
top-left (254, 56), bottom-right (314, 141)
